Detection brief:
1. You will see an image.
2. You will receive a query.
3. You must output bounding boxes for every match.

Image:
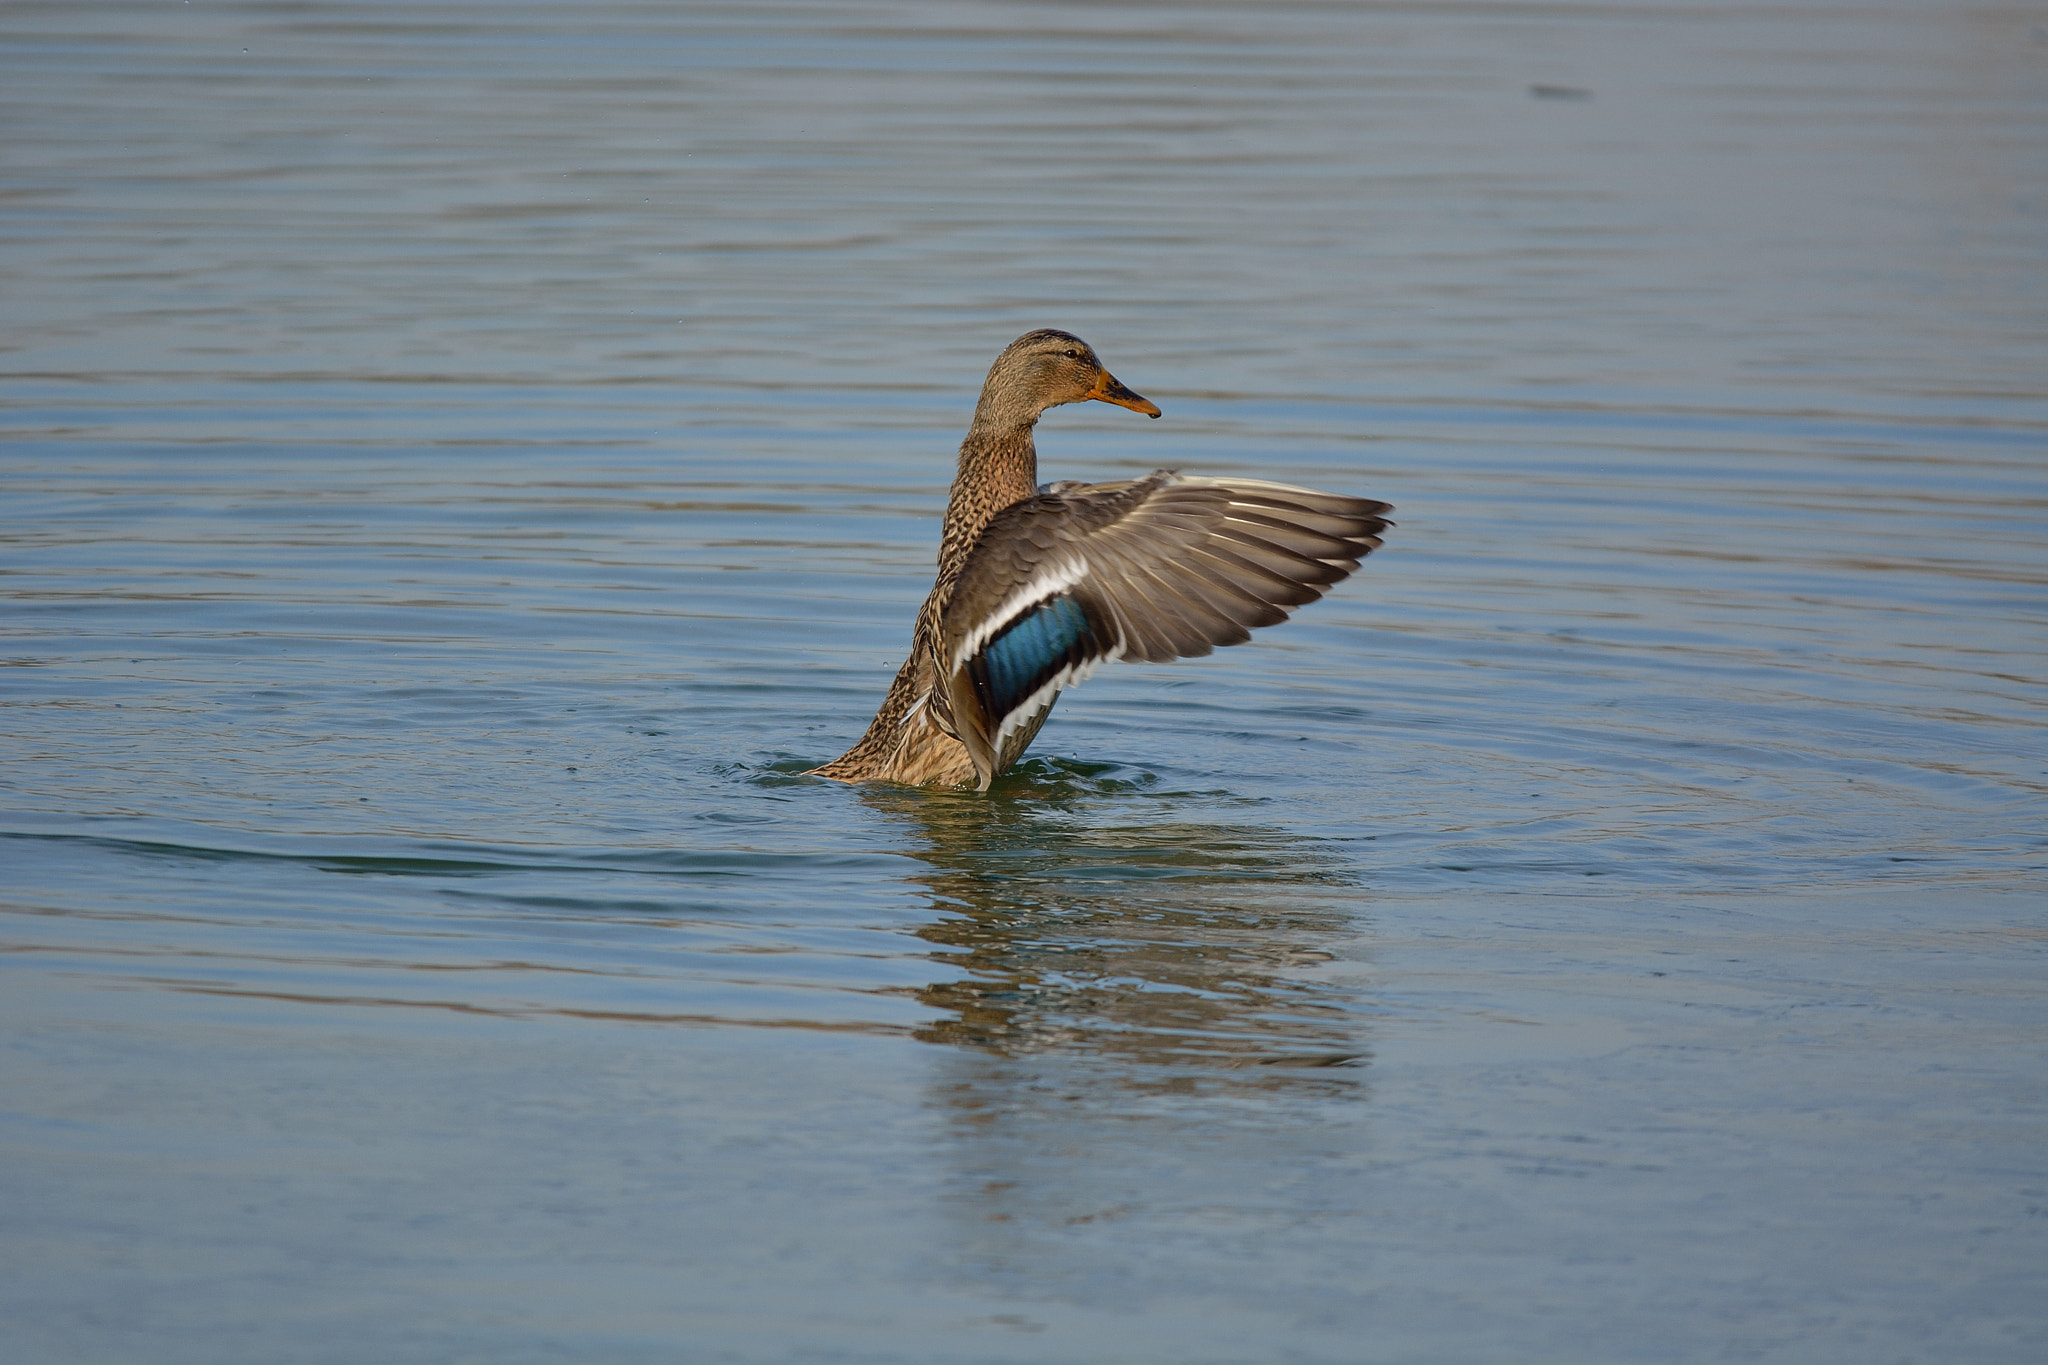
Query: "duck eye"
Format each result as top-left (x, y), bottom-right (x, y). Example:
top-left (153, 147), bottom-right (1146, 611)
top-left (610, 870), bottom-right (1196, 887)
top-left (1063, 349), bottom-right (1080, 359)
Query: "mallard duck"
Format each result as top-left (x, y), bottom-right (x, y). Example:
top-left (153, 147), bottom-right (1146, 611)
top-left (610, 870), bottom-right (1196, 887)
top-left (810, 329), bottom-right (1392, 790)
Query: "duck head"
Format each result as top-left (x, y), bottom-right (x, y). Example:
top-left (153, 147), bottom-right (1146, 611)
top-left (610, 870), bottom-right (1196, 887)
top-left (972, 328), bottom-right (1162, 431)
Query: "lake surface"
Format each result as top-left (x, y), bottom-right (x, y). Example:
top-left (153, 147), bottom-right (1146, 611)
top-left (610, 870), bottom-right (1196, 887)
top-left (3, 2), bottom-right (2045, 1361)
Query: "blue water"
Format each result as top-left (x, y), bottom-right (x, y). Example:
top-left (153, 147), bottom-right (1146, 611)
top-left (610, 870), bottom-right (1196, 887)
top-left (4, 3), bottom-right (2045, 1361)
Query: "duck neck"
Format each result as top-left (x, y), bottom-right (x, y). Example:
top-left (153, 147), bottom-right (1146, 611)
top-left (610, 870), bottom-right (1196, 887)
top-left (938, 417), bottom-right (1038, 575)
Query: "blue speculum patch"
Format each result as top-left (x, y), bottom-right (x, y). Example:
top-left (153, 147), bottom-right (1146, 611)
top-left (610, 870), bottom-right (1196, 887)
top-left (974, 594), bottom-right (1094, 718)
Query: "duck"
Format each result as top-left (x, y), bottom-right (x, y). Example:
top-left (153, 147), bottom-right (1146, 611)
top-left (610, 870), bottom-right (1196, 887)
top-left (809, 329), bottom-right (1392, 790)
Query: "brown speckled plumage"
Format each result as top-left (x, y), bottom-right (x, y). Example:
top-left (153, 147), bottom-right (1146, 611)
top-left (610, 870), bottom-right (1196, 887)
top-left (811, 330), bottom-right (1391, 789)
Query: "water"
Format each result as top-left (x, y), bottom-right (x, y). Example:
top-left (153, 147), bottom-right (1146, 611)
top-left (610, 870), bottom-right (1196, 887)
top-left (4, 2), bottom-right (2045, 1361)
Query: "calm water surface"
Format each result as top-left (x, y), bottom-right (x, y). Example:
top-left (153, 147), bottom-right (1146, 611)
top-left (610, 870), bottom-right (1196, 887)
top-left (3, 2), bottom-right (2045, 1361)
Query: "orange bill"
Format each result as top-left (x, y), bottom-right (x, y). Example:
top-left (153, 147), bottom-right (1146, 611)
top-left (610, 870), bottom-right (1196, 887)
top-left (1085, 370), bottom-right (1162, 418)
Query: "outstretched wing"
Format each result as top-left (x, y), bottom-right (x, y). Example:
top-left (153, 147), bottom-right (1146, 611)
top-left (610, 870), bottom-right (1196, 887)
top-left (932, 471), bottom-right (1392, 788)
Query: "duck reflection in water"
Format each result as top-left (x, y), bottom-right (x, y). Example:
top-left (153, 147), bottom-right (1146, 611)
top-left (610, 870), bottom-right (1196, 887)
top-left (858, 768), bottom-right (1374, 1094)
